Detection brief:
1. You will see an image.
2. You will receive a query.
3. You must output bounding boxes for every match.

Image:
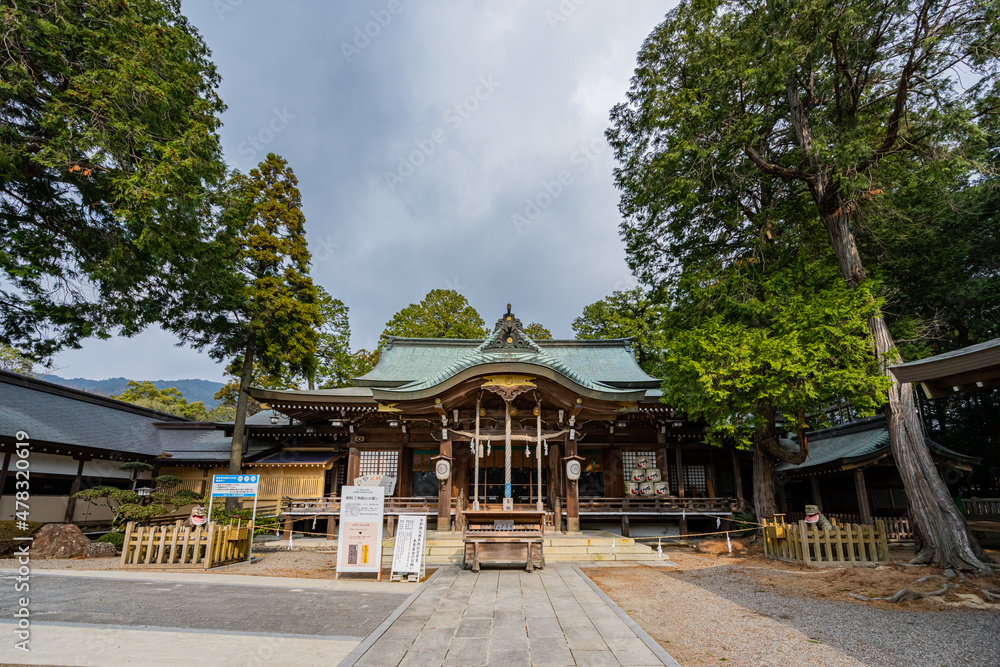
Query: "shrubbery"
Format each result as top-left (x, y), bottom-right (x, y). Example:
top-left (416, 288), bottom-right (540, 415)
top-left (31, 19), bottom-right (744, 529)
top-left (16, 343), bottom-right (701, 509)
top-left (0, 520), bottom-right (42, 557)
top-left (96, 531), bottom-right (125, 550)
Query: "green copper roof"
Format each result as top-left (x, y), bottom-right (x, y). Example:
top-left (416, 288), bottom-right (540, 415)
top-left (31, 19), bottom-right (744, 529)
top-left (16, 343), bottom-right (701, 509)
top-left (775, 415), bottom-right (978, 474)
top-left (356, 337), bottom-right (659, 391)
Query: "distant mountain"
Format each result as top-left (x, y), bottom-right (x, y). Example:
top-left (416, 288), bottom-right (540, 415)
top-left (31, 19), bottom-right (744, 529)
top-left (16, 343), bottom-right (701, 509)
top-left (39, 375), bottom-right (225, 409)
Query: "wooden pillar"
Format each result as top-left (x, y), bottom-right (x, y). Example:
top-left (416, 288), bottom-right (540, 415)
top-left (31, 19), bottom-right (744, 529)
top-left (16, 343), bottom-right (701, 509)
top-left (706, 460), bottom-right (717, 497)
top-left (810, 475), bottom-right (823, 511)
top-left (64, 457), bottom-right (87, 523)
top-left (200, 467), bottom-right (209, 496)
top-left (347, 447), bottom-right (360, 484)
top-left (776, 478), bottom-right (788, 513)
top-left (326, 515), bottom-right (337, 540)
top-left (437, 440), bottom-right (452, 532)
top-left (565, 439), bottom-right (580, 532)
top-left (674, 446), bottom-right (685, 497)
top-left (606, 447), bottom-right (623, 497)
top-left (399, 448), bottom-right (414, 497)
top-left (282, 514), bottom-right (294, 540)
top-left (679, 515), bottom-right (688, 538)
top-left (854, 468), bottom-right (873, 525)
top-left (621, 515), bottom-right (630, 538)
top-left (454, 445), bottom-right (470, 531)
top-left (548, 442), bottom-right (562, 506)
top-left (0, 451), bottom-right (11, 501)
top-left (730, 447), bottom-right (744, 512)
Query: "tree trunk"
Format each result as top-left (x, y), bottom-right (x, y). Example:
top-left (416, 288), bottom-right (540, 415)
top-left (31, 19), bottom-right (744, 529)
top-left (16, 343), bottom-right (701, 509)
top-left (820, 200), bottom-right (993, 573)
top-left (227, 331), bottom-right (256, 512)
top-left (752, 404), bottom-right (809, 521)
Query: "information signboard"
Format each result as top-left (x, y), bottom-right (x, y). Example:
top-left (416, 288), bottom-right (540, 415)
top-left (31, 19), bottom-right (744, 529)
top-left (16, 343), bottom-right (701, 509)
top-left (210, 474), bottom-right (260, 497)
top-left (336, 485), bottom-right (385, 579)
top-left (390, 515), bottom-right (426, 581)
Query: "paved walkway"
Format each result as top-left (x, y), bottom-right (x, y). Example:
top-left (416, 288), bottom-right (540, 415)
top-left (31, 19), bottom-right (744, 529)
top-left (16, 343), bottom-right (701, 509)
top-left (343, 564), bottom-right (678, 666)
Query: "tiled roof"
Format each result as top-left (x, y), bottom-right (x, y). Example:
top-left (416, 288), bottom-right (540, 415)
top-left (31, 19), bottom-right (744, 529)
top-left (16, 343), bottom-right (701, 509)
top-left (356, 335), bottom-right (659, 394)
top-left (775, 415), bottom-right (978, 474)
top-left (0, 370), bottom-right (187, 457)
top-left (248, 449), bottom-right (342, 466)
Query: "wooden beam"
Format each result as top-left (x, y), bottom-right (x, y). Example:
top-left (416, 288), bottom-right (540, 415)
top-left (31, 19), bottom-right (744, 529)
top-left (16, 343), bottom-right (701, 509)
top-left (347, 447), bottom-right (360, 483)
top-left (564, 438), bottom-right (580, 532)
top-left (64, 457), bottom-right (87, 523)
top-left (730, 447), bottom-right (744, 511)
top-left (854, 468), bottom-right (873, 525)
top-left (675, 446), bottom-right (685, 498)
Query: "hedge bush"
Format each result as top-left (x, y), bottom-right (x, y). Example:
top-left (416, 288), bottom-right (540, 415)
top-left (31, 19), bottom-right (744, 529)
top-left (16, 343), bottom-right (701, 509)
top-left (0, 520), bottom-right (42, 558)
top-left (96, 531), bottom-right (125, 550)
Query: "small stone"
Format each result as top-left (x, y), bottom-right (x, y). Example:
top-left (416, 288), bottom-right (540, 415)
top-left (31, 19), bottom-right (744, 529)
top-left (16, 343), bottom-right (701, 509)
top-left (86, 541), bottom-right (118, 558)
top-left (943, 568), bottom-right (956, 579)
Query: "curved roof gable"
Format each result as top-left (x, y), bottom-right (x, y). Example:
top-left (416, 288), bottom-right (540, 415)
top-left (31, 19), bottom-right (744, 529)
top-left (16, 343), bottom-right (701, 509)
top-left (356, 306), bottom-right (659, 393)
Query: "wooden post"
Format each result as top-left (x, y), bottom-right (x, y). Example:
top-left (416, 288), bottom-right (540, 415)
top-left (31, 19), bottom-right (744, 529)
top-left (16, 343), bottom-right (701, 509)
top-left (64, 457), bottom-right (88, 522)
top-left (810, 476), bottom-right (823, 511)
top-left (454, 445), bottom-right (469, 530)
top-left (675, 447), bottom-right (685, 497)
top-left (326, 515), bottom-right (337, 540)
top-left (399, 447), bottom-right (414, 497)
top-left (730, 447), bottom-right (744, 511)
top-left (437, 439), bottom-right (452, 532)
top-left (606, 447), bottom-right (623, 497)
top-left (706, 461), bottom-right (717, 497)
top-left (854, 468), bottom-right (873, 524)
top-left (565, 439), bottom-right (580, 532)
top-left (679, 514), bottom-right (688, 538)
top-left (621, 515), bottom-right (630, 538)
top-left (347, 446), bottom-right (360, 484)
top-left (282, 515), bottom-right (293, 541)
top-left (776, 479), bottom-right (788, 513)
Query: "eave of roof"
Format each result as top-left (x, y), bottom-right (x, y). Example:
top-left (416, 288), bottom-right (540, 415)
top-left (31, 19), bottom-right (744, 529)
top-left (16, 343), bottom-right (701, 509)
top-left (889, 338), bottom-right (1000, 397)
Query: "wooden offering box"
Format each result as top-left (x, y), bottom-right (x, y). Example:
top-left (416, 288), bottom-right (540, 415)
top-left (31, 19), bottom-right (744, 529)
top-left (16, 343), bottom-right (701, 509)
top-left (462, 509), bottom-right (545, 572)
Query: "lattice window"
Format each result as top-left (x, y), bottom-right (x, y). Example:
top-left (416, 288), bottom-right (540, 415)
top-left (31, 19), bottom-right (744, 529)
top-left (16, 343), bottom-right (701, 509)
top-left (684, 465), bottom-right (707, 493)
top-left (359, 450), bottom-right (399, 477)
top-left (622, 450), bottom-right (657, 483)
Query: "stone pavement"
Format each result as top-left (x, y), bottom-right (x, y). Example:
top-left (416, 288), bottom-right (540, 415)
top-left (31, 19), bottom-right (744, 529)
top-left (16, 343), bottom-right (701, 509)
top-left (342, 564), bottom-right (678, 666)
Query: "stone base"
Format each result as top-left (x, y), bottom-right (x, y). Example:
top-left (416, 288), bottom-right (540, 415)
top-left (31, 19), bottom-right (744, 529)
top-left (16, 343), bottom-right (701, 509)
top-left (437, 517), bottom-right (451, 532)
top-left (566, 517), bottom-right (581, 533)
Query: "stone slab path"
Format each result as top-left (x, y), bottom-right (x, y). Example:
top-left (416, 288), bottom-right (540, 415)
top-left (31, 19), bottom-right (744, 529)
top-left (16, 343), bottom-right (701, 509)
top-left (343, 564), bottom-right (678, 666)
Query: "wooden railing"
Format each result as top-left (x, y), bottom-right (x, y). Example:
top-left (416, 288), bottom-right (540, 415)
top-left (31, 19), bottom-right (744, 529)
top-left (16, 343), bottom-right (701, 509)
top-left (784, 512), bottom-right (913, 542)
top-left (120, 520), bottom-right (252, 569)
top-left (284, 496), bottom-right (458, 516)
top-left (576, 497), bottom-right (737, 515)
top-left (762, 515), bottom-right (888, 567)
top-left (963, 497), bottom-right (1000, 518)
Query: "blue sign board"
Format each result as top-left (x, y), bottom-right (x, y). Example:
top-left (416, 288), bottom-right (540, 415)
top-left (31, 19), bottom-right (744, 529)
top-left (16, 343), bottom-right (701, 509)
top-left (210, 474), bottom-right (260, 498)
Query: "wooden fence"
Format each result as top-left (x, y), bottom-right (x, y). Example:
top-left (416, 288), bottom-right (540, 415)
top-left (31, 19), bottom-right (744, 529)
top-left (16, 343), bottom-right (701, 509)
top-left (784, 512), bottom-right (913, 542)
top-left (963, 497), bottom-right (1000, 518)
top-left (120, 521), bottom-right (252, 569)
top-left (762, 515), bottom-right (888, 567)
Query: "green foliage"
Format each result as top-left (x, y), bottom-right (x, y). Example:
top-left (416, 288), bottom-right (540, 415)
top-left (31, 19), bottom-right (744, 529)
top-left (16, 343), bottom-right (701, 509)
top-left (171, 154), bottom-right (321, 385)
top-left (731, 512), bottom-right (758, 539)
top-left (0, 345), bottom-right (37, 375)
top-left (1, 0), bottom-right (228, 359)
top-left (154, 475), bottom-right (184, 490)
top-left (523, 323), bottom-right (552, 340)
top-left (660, 252), bottom-right (890, 448)
top-left (96, 531), bottom-right (125, 550)
top-left (382, 289), bottom-right (488, 340)
top-left (573, 287), bottom-right (662, 372)
top-left (112, 381), bottom-right (208, 420)
top-left (313, 286), bottom-right (376, 388)
top-left (209, 507), bottom-right (281, 536)
top-left (0, 520), bottom-right (42, 558)
top-left (74, 482), bottom-right (200, 529)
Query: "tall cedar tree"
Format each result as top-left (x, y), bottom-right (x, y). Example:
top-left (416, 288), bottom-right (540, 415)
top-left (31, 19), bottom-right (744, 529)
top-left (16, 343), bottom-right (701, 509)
top-left (660, 246), bottom-right (890, 519)
top-left (1, 0), bottom-right (227, 358)
top-left (608, 0), bottom-right (999, 572)
top-left (382, 289), bottom-right (488, 340)
top-left (170, 154), bottom-right (319, 498)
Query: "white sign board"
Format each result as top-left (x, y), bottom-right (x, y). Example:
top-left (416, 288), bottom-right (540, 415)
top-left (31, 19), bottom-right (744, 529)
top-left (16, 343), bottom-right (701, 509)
top-left (390, 515), bottom-right (427, 578)
top-left (336, 486), bottom-right (385, 577)
top-left (354, 474), bottom-right (397, 496)
top-left (210, 474), bottom-right (260, 498)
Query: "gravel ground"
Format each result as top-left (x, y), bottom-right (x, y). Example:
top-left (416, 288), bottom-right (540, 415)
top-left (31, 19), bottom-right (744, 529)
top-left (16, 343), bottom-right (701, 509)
top-left (584, 552), bottom-right (1000, 667)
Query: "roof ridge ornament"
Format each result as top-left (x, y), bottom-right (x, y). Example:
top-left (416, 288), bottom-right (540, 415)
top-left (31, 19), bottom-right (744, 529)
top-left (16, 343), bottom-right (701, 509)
top-left (484, 303), bottom-right (540, 351)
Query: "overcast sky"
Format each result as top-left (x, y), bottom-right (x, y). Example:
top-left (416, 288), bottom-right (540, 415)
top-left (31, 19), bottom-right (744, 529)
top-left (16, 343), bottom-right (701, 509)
top-left (52, 0), bottom-right (675, 382)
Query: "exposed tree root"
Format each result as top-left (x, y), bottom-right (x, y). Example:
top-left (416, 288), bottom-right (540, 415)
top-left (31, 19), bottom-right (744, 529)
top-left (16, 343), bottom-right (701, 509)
top-left (983, 588), bottom-right (1000, 603)
top-left (847, 582), bottom-right (952, 603)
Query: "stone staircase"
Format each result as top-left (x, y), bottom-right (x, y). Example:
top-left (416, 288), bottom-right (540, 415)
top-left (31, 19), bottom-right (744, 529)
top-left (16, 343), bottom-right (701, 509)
top-left (388, 531), bottom-right (659, 565)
